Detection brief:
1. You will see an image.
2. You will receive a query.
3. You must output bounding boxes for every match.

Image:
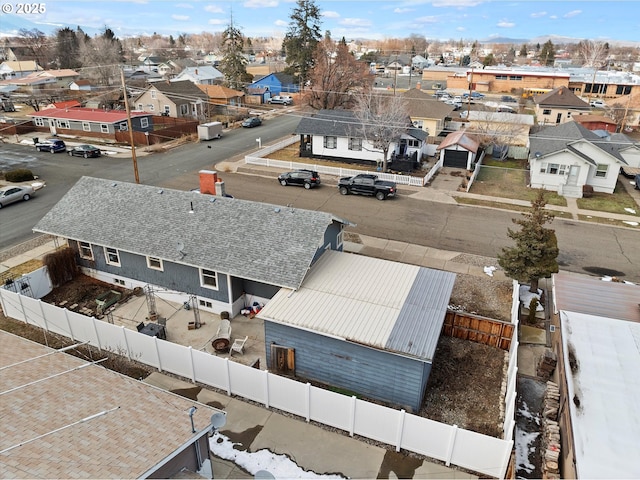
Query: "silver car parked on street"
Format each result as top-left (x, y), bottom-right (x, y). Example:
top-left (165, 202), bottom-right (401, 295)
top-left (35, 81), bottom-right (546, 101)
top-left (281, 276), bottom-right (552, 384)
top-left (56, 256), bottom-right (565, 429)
top-left (0, 185), bottom-right (36, 208)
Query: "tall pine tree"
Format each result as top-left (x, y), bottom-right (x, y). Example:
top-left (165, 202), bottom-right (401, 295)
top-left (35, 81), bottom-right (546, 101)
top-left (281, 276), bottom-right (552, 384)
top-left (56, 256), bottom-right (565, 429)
top-left (282, 0), bottom-right (322, 84)
top-left (498, 190), bottom-right (559, 293)
top-left (219, 15), bottom-right (250, 91)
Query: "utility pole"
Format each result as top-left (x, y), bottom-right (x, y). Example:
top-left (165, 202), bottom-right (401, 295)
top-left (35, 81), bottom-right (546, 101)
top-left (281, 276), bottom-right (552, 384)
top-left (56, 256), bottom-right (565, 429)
top-left (120, 68), bottom-right (140, 184)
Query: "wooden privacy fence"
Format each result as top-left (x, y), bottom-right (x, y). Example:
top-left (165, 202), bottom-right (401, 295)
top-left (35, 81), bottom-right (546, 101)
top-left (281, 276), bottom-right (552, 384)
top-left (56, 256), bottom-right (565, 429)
top-left (115, 119), bottom-right (199, 146)
top-left (443, 311), bottom-right (514, 350)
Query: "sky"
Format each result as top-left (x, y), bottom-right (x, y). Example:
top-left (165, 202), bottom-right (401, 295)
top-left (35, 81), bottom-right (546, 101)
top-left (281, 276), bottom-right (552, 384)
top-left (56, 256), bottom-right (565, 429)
top-left (1, 0), bottom-right (639, 44)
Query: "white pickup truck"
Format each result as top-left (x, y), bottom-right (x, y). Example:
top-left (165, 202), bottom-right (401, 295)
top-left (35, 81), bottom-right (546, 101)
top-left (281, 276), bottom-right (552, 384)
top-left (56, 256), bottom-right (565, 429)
top-left (267, 95), bottom-right (293, 105)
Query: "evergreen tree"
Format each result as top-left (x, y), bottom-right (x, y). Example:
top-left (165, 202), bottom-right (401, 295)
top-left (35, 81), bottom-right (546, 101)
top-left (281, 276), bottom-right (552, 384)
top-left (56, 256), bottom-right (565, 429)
top-left (539, 40), bottom-right (555, 66)
top-left (482, 53), bottom-right (495, 66)
top-left (498, 190), bottom-right (559, 293)
top-left (519, 44), bottom-right (528, 57)
top-left (55, 27), bottom-right (81, 69)
top-left (282, 0), bottom-right (322, 84)
top-left (219, 17), bottom-right (250, 91)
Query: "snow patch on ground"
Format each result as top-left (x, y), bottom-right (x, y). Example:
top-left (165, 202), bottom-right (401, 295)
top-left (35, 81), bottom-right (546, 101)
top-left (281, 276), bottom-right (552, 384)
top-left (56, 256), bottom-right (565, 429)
top-left (519, 285), bottom-right (544, 311)
top-left (515, 430), bottom-right (541, 474)
top-left (209, 432), bottom-right (346, 478)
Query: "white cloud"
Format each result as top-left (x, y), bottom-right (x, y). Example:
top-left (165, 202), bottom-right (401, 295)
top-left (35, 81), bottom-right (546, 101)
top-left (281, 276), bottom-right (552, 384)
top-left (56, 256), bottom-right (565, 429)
top-left (530, 11), bottom-right (547, 18)
top-left (172, 14), bottom-right (189, 21)
top-left (204, 5), bottom-right (224, 13)
top-left (564, 10), bottom-right (582, 18)
top-left (414, 15), bottom-right (439, 24)
top-left (244, 0), bottom-right (278, 8)
top-left (208, 18), bottom-right (225, 25)
top-left (175, 3), bottom-right (194, 9)
top-left (322, 10), bottom-right (340, 18)
top-left (431, 0), bottom-right (483, 7)
top-left (339, 18), bottom-right (372, 27)
top-left (549, 15), bottom-right (558, 19)
top-left (393, 8), bottom-right (414, 13)
top-left (497, 20), bottom-right (515, 28)
top-left (274, 19), bottom-right (287, 26)
top-left (456, 26), bottom-right (466, 31)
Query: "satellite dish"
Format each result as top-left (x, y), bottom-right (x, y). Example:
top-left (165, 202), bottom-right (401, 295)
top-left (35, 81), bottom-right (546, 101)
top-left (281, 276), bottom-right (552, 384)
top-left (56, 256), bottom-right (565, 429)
top-left (210, 412), bottom-right (226, 429)
top-left (534, 152), bottom-right (542, 158)
top-left (176, 241), bottom-right (185, 252)
top-left (255, 471), bottom-right (275, 480)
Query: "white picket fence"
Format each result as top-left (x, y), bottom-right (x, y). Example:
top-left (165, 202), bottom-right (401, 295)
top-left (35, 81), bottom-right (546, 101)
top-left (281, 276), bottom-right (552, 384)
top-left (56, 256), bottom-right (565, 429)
top-left (245, 136), bottom-right (428, 187)
top-left (0, 288), bottom-right (514, 478)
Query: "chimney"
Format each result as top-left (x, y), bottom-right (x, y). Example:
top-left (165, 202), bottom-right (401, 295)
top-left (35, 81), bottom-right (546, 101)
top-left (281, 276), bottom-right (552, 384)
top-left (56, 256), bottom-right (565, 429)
top-left (199, 169), bottom-right (218, 195)
top-left (416, 82), bottom-right (421, 90)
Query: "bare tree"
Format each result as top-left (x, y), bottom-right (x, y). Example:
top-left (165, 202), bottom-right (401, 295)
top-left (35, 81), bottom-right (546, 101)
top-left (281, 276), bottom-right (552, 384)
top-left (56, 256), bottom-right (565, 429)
top-left (352, 92), bottom-right (411, 172)
top-left (466, 111), bottom-right (528, 161)
top-left (580, 40), bottom-right (609, 103)
top-left (306, 36), bottom-right (372, 110)
top-left (78, 29), bottom-right (124, 85)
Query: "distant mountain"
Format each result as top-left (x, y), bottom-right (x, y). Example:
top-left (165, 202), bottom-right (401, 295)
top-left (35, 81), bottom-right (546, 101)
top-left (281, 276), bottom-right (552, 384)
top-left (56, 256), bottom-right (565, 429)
top-left (479, 37), bottom-right (528, 45)
top-left (530, 34), bottom-right (640, 47)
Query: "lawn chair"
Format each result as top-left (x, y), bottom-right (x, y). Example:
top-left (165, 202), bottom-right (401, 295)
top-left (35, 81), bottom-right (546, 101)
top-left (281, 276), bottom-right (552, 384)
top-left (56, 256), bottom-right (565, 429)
top-left (230, 336), bottom-right (248, 356)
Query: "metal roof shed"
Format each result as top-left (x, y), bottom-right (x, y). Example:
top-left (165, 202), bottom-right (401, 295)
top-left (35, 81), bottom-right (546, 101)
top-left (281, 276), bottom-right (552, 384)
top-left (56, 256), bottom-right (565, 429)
top-left (258, 250), bottom-right (456, 412)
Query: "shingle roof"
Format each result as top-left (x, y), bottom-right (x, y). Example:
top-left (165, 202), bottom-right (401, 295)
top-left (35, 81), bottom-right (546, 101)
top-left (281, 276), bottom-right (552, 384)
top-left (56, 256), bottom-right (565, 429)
top-left (402, 88), bottom-right (455, 119)
top-left (534, 86), bottom-right (590, 109)
top-left (530, 122), bottom-right (628, 162)
top-left (294, 109), bottom-right (416, 139)
top-left (437, 130), bottom-right (479, 153)
top-left (0, 332), bottom-right (221, 479)
top-left (33, 177), bottom-right (347, 289)
top-left (150, 81), bottom-right (209, 104)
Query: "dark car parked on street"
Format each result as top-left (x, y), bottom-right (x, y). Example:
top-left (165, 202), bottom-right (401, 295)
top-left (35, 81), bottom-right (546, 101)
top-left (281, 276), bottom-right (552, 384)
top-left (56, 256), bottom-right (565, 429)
top-left (241, 117), bottom-right (262, 128)
top-left (277, 169), bottom-right (321, 189)
top-left (68, 144), bottom-right (102, 158)
top-left (501, 96), bottom-right (517, 103)
top-left (35, 138), bottom-right (66, 153)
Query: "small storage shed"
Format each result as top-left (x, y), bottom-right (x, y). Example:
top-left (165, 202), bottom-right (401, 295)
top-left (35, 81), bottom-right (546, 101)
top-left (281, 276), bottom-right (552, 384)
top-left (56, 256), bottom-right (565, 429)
top-left (258, 250), bottom-right (456, 412)
top-left (437, 130), bottom-right (480, 169)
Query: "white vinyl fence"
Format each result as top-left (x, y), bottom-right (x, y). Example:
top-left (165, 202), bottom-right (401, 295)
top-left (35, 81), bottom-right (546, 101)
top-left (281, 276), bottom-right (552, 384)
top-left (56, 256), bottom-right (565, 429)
top-left (0, 288), bottom-right (513, 478)
top-left (503, 280), bottom-right (520, 442)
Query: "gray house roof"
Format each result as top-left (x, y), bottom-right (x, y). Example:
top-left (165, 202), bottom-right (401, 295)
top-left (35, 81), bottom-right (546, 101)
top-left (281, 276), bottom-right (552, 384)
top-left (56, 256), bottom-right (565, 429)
top-left (33, 177), bottom-right (348, 290)
top-left (402, 88), bottom-right (455, 119)
top-left (295, 109), bottom-right (419, 140)
top-left (529, 121), bottom-right (629, 163)
top-left (534, 86), bottom-right (590, 109)
top-left (142, 81), bottom-right (209, 105)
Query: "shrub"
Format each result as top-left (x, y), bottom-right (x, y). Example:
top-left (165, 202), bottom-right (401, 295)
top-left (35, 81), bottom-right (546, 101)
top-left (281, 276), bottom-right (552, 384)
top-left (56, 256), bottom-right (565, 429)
top-left (582, 185), bottom-right (594, 198)
top-left (5, 169), bottom-right (35, 183)
top-left (527, 297), bottom-right (539, 324)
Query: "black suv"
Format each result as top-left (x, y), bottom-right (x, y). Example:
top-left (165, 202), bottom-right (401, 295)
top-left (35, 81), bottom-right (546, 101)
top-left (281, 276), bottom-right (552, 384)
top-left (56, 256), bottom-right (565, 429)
top-left (35, 138), bottom-right (66, 153)
top-left (277, 169), bottom-right (321, 189)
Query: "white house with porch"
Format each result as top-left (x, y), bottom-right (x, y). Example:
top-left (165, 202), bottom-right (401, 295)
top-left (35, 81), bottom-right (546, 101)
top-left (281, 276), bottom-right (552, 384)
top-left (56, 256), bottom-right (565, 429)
top-left (528, 122), bottom-right (632, 197)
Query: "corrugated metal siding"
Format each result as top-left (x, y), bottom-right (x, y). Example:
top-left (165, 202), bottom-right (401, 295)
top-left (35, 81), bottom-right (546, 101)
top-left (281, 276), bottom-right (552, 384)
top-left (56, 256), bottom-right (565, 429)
top-left (386, 269), bottom-right (456, 361)
top-left (265, 321), bottom-right (429, 412)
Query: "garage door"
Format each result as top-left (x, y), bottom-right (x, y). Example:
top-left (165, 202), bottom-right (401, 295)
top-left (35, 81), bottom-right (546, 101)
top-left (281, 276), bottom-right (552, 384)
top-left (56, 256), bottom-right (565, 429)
top-left (444, 150), bottom-right (468, 168)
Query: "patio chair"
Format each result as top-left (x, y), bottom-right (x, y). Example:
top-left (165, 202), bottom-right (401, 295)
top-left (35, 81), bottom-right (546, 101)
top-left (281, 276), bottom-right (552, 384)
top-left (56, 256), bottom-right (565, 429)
top-left (230, 336), bottom-right (248, 356)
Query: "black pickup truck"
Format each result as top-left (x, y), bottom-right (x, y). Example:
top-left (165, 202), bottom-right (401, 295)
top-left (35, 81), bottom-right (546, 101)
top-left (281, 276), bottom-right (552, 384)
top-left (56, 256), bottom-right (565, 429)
top-left (338, 174), bottom-right (397, 200)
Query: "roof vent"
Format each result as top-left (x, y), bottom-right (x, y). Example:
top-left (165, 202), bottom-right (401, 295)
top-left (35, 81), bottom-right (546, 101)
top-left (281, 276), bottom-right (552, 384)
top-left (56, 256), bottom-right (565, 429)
top-left (189, 201), bottom-right (194, 214)
top-left (210, 197), bottom-right (216, 203)
top-left (274, 207), bottom-right (280, 213)
top-left (111, 182), bottom-right (117, 187)
top-left (157, 189), bottom-right (163, 194)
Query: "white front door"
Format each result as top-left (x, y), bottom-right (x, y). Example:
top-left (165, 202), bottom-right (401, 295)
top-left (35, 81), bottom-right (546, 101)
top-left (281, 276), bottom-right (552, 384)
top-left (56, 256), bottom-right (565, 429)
top-left (567, 165), bottom-right (580, 186)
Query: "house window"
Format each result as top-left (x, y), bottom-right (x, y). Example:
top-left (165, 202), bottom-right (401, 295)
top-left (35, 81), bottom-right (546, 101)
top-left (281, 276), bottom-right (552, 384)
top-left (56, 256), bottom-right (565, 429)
top-left (348, 137), bottom-right (362, 151)
top-left (163, 105), bottom-right (170, 115)
top-left (56, 119), bottom-right (70, 129)
top-left (137, 103), bottom-right (143, 110)
top-left (509, 75), bottom-right (523, 81)
top-left (82, 122), bottom-right (91, 132)
top-left (179, 104), bottom-right (189, 116)
top-left (78, 241), bottom-right (93, 260)
top-left (140, 117), bottom-right (149, 128)
top-left (595, 164), bottom-right (608, 177)
top-left (547, 164), bottom-right (560, 174)
top-left (119, 123), bottom-right (128, 131)
top-left (200, 268), bottom-right (218, 290)
top-left (34, 118), bottom-right (44, 127)
top-left (407, 139), bottom-right (420, 148)
top-left (100, 123), bottom-right (109, 133)
top-left (495, 75), bottom-right (508, 80)
top-left (199, 299), bottom-right (213, 308)
top-left (148, 104), bottom-right (155, 111)
top-left (104, 247), bottom-right (121, 266)
top-left (151, 90), bottom-right (157, 99)
top-left (616, 85), bottom-right (632, 95)
top-left (543, 109), bottom-right (552, 115)
top-left (146, 256), bottom-right (163, 271)
top-left (324, 136), bottom-right (337, 149)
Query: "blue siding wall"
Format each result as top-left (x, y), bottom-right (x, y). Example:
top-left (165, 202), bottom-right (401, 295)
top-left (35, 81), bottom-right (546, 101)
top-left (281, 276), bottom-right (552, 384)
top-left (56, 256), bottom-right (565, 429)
top-left (265, 321), bottom-right (431, 412)
top-left (74, 243), bottom-right (230, 303)
top-left (252, 75), bottom-right (283, 95)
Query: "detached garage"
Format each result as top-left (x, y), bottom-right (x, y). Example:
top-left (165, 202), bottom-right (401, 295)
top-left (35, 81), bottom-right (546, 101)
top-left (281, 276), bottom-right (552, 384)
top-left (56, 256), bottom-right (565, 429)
top-left (437, 130), bottom-right (480, 169)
